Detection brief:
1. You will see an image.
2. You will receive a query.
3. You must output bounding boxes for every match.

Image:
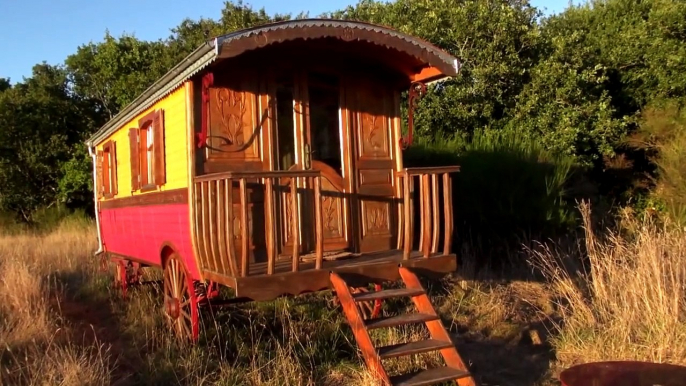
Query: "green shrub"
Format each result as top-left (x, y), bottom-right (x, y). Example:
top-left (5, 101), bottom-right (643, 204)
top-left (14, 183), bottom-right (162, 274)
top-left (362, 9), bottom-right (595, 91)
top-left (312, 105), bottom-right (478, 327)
top-left (631, 99), bottom-right (686, 225)
top-left (404, 129), bottom-right (578, 266)
top-left (0, 205), bottom-right (93, 235)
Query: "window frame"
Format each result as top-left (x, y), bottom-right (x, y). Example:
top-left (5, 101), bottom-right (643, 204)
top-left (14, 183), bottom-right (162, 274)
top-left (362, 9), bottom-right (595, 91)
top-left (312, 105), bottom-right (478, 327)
top-left (130, 109), bottom-right (166, 193)
top-left (138, 118), bottom-right (156, 192)
top-left (101, 140), bottom-right (118, 199)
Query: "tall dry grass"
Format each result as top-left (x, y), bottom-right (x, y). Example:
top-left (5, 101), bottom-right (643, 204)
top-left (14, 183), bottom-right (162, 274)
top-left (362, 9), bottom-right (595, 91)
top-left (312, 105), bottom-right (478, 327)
top-left (529, 202), bottom-right (686, 367)
top-left (15, 207), bottom-right (675, 385)
top-left (0, 220), bottom-right (112, 386)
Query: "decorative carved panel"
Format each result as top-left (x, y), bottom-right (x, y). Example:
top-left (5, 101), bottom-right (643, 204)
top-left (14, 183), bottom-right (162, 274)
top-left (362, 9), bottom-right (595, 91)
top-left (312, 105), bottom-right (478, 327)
top-left (357, 87), bottom-right (391, 160)
top-left (206, 81), bottom-right (261, 161)
top-left (320, 176), bottom-right (344, 240)
top-left (277, 174), bottom-right (347, 255)
top-left (362, 201), bottom-right (391, 237)
top-left (351, 78), bottom-right (397, 252)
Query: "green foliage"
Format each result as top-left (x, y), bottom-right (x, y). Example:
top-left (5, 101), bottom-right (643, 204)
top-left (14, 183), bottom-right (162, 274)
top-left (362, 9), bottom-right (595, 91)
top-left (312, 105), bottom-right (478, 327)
top-left (631, 99), bottom-right (686, 224)
top-left (164, 0), bottom-right (294, 66)
top-left (328, 0), bottom-right (544, 136)
top-left (1, 0), bottom-right (686, 233)
top-left (405, 130), bottom-right (577, 262)
top-left (509, 0), bottom-right (686, 166)
top-left (66, 32), bottom-right (171, 118)
top-left (58, 144), bottom-right (93, 210)
top-left (0, 78), bottom-right (10, 93)
top-left (0, 64), bottom-right (98, 221)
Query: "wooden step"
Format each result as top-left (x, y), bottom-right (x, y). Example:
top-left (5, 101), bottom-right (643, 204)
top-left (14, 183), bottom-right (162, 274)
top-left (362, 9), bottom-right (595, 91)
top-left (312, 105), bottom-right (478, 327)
top-left (353, 288), bottom-right (425, 302)
top-left (378, 339), bottom-right (454, 360)
top-left (391, 366), bottom-right (471, 386)
top-left (364, 313), bottom-right (439, 330)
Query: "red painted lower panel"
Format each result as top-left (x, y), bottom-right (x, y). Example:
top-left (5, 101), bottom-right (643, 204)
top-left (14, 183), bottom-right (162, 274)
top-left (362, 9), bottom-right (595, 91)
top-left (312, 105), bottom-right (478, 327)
top-left (100, 203), bottom-right (200, 279)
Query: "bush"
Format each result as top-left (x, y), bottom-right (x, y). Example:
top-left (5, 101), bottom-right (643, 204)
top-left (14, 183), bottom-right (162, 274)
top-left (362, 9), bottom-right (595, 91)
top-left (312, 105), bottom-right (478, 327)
top-left (630, 99), bottom-right (686, 224)
top-left (0, 205), bottom-right (93, 235)
top-left (404, 129), bottom-right (578, 267)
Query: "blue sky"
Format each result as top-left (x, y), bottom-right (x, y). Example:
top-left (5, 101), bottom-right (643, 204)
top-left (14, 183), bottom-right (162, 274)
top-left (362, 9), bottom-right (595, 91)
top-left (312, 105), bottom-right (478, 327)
top-left (0, 0), bottom-right (579, 84)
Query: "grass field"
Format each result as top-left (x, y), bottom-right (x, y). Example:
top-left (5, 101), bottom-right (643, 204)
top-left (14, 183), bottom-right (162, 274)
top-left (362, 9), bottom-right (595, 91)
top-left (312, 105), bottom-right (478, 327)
top-left (1, 205), bottom-right (684, 385)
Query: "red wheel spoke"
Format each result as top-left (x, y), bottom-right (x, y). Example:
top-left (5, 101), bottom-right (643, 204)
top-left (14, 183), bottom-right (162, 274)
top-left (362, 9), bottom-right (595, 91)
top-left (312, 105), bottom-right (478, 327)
top-left (163, 253), bottom-right (199, 342)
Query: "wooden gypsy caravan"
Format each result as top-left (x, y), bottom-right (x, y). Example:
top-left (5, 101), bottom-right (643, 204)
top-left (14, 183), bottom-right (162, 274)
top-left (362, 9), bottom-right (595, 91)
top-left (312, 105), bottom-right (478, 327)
top-left (86, 19), bottom-right (475, 386)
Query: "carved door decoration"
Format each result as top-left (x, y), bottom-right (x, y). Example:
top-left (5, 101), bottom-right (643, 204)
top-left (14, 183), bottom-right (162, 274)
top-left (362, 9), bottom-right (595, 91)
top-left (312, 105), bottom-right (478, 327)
top-left (274, 71), bottom-right (352, 256)
top-left (205, 72), bottom-right (263, 171)
top-left (314, 166), bottom-right (348, 250)
top-left (352, 79), bottom-right (396, 252)
top-left (277, 166), bottom-right (348, 255)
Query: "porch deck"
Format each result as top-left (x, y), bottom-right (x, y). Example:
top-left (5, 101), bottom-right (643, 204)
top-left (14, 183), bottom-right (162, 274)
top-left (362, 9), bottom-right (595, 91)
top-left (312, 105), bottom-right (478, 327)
top-left (204, 250), bottom-right (457, 301)
top-left (193, 166), bottom-right (461, 301)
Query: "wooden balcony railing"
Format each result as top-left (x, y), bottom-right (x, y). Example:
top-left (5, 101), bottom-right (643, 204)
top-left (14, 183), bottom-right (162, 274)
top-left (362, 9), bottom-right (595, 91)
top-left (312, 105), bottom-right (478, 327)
top-left (193, 170), bottom-right (324, 279)
top-left (396, 166), bottom-right (461, 260)
top-left (193, 166), bottom-right (460, 280)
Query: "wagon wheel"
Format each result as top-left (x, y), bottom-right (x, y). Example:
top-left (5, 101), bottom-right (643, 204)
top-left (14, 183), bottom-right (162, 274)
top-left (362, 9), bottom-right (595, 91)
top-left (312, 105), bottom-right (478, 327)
top-left (163, 253), bottom-right (199, 342)
top-left (333, 284), bottom-right (383, 320)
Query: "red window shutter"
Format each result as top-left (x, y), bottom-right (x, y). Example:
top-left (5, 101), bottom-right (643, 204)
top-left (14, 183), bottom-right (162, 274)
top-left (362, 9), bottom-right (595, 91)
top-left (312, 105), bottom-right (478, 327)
top-left (96, 150), bottom-right (104, 199)
top-left (111, 141), bottom-right (118, 196)
top-left (128, 128), bottom-right (140, 190)
top-left (153, 110), bottom-right (166, 185)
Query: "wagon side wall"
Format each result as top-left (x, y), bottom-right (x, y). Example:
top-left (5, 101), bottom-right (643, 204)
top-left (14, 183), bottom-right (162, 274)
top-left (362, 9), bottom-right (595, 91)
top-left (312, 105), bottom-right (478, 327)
top-left (96, 84), bottom-right (199, 279)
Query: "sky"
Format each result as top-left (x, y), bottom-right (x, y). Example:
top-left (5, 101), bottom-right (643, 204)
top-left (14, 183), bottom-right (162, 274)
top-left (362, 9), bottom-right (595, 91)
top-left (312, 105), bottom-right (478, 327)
top-left (0, 0), bottom-right (579, 84)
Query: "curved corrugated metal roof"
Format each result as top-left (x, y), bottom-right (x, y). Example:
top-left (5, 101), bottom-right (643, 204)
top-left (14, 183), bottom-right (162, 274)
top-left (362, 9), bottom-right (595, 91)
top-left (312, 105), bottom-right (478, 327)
top-left (214, 19), bottom-right (460, 74)
top-left (87, 19), bottom-right (460, 146)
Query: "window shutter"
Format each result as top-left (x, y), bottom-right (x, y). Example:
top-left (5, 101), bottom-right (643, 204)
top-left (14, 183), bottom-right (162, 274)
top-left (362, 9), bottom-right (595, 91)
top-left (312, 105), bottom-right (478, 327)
top-left (96, 150), bottom-right (104, 199)
top-left (111, 141), bottom-right (118, 196)
top-left (128, 128), bottom-right (140, 190)
top-left (153, 110), bottom-right (166, 185)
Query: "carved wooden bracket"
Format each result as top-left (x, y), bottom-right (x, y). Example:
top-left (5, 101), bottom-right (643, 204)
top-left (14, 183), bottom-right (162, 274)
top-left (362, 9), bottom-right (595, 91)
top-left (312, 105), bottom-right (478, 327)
top-left (400, 81), bottom-right (427, 150)
top-left (198, 72), bottom-right (214, 148)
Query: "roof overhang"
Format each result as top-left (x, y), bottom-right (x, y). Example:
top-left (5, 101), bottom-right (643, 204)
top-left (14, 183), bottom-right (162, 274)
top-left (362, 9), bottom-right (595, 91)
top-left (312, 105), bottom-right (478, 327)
top-left (214, 19), bottom-right (460, 79)
top-left (87, 19), bottom-right (461, 146)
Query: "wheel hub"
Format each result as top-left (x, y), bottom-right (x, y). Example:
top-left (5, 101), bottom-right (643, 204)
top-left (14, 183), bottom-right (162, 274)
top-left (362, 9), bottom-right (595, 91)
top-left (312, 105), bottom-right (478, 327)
top-left (165, 297), bottom-right (181, 319)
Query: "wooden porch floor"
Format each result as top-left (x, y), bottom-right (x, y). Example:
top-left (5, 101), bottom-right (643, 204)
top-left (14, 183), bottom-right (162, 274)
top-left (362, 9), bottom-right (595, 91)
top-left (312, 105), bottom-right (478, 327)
top-left (225, 250), bottom-right (457, 301)
top-left (248, 249), bottom-right (431, 277)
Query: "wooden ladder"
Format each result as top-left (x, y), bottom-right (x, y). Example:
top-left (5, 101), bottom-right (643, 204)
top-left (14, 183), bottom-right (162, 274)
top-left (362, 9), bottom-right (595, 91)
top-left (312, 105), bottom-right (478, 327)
top-left (330, 267), bottom-right (477, 386)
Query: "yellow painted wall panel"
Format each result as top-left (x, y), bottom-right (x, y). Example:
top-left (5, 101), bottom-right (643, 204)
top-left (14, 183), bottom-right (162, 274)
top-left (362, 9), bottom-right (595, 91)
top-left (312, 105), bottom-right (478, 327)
top-left (96, 84), bottom-right (189, 201)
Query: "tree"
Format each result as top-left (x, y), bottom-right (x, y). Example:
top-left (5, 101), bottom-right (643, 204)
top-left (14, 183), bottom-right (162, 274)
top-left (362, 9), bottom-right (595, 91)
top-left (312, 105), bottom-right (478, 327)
top-left (0, 64), bottom-right (97, 220)
top-left (66, 32), bottom-right (170, 119)
top-left (0, 78), bottom-right (10, 93)
top-left (328, 0), bottom-right (544, 137)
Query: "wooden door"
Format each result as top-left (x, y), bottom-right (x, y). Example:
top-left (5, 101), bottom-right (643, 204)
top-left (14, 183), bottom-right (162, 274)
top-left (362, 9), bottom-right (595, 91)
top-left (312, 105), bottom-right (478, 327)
top-left (272, 71), bottom-right (351, 255)
top-left (350, 78), bottom-right (397, 253)
top-left (300, 72), bottom-right (350, 252)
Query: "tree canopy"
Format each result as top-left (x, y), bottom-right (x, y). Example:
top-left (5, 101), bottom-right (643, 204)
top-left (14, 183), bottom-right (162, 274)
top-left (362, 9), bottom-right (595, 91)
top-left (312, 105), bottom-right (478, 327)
top-left (1, 0), bottom-right (684, 223)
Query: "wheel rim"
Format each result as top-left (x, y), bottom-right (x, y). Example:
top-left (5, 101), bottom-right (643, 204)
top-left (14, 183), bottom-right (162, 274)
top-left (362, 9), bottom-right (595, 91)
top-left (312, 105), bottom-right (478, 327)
top-left (163, 254), bottom-right (199, 342)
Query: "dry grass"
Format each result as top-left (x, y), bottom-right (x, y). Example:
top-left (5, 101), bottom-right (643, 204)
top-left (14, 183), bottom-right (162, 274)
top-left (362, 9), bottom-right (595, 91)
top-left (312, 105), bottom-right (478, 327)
top-left (0, 220), bottom-right (113, 386)
top-left (0, 217), bottom-right (559, 386)
top-left (529, 202), bottom-right (686, 368)
top-left (12, 204), bottom-right (684, 385)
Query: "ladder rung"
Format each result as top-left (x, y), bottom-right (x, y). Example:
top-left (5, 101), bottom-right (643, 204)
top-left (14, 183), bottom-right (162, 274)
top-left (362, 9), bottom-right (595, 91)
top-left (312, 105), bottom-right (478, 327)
top-left (378, 339), bottom-right (454, 359)
top-left (364, 313), bottom-right (438, 330)
top-left (391, 366), bottom-right (471, 386)
top-left (353, 288), bottom-right (425, 302)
